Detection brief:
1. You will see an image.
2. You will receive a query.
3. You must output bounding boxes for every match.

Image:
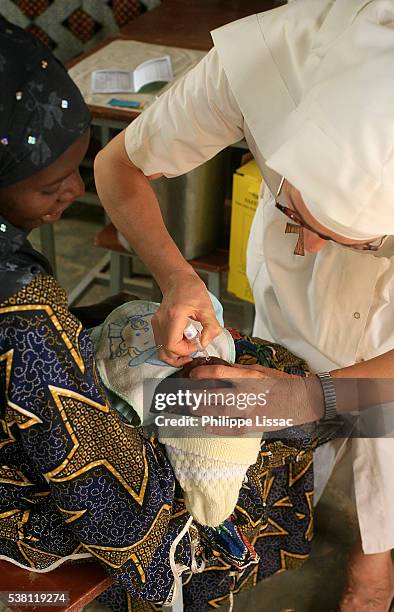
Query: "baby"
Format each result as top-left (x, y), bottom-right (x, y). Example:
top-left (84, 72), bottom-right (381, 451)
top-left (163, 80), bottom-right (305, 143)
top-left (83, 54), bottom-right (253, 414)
top-left (91, 297), bottom-right (262, 527)
top-left (154, 357), bottom-right (262, 527)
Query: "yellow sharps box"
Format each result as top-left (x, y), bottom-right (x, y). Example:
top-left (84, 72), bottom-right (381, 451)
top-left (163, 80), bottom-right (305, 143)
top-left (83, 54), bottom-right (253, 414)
top-left (227, 159), bottom-right (263, 303)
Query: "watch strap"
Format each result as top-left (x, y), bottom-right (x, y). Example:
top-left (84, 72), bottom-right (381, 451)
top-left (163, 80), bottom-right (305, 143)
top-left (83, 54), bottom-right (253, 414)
top-left (316, 371), bottom-right (337, 420)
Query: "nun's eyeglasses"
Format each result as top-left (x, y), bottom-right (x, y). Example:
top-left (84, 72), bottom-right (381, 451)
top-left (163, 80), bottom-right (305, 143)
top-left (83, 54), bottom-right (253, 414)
top-left (275, 177), bottom-right (388, 256)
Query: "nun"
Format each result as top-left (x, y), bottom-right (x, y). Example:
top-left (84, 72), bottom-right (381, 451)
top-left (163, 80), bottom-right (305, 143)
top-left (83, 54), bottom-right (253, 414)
top-left (0, 17), bottom-right (344, 612)
top-left (95, 1), bottom-right (394, 609)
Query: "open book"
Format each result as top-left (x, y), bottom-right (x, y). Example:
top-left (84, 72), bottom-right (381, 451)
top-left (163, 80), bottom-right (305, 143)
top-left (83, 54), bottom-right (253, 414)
top-left (91, 55), bottom-right (173, 94)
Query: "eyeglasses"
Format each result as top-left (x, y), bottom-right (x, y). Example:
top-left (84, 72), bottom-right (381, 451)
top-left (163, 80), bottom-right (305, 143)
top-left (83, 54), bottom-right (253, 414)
top-left (275, 177), bottom-right (388, 256)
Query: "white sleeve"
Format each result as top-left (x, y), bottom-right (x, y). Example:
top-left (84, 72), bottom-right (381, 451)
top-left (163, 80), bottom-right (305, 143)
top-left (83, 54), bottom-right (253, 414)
top-left (124, 47), bottom-right (244, 178)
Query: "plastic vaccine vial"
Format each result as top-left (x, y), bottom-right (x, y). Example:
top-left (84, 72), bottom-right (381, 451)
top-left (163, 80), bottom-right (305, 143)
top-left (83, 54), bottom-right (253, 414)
top-left (183, 321), bottom-right (210, 360)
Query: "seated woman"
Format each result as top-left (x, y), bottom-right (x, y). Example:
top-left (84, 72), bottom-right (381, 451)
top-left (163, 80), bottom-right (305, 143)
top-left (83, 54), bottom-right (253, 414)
top-left (0, 18), bottom-right (322, 612)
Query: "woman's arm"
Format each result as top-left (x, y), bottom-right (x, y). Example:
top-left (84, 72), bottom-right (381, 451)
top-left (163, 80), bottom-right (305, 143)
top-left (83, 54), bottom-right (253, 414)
top-left (95, 136), bottom-right (221, 365)
top-left (330, 348), bottom-right (394, 416)
top-left (94, 48), bottom-right (244, 363)
top-left (188, 349), bottom-right (394, 431)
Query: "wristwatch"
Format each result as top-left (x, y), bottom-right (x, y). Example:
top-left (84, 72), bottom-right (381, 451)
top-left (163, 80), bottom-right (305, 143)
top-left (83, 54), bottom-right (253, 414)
top-left (316, 371), bottom-right (337, 420)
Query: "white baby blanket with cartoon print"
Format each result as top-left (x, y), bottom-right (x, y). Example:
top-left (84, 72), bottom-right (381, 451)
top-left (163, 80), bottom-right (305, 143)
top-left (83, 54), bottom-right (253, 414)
top-left (91, 295), bottom-right (261, 526)
top-left (91, 294), bottom-right (235, 424)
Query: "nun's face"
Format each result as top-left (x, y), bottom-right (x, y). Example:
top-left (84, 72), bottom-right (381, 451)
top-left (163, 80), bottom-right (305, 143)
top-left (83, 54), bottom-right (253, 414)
top-left (282, 180), bottom-right (380, 253)
top-left (0, 130), bottom-right (90, 230)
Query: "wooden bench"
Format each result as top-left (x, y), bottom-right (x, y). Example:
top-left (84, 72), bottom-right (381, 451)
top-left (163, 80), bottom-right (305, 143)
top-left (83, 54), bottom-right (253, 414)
top-left (93, 223), bottom-right (229, 300)
top-left (0, 558), bottom-right (184, 611)
top-left (69, 223), bottom-right (229, 306)
top-left (0, 559), bottom-right (112, 612)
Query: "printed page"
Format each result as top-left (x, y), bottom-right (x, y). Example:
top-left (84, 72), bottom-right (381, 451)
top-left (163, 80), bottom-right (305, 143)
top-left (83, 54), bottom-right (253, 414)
top-left (133, 56), bottom-right (173, 92)
top-left (91, 70), bottom-right (134, 93)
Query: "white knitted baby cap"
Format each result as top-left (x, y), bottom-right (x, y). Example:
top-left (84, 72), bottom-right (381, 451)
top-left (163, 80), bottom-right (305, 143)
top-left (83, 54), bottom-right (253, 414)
top-left (161, 432), bottom-right (261, 527)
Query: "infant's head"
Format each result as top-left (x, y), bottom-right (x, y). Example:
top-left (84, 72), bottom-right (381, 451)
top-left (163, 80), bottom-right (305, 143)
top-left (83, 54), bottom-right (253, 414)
top-left (169, 356), bottom-right (231, 379)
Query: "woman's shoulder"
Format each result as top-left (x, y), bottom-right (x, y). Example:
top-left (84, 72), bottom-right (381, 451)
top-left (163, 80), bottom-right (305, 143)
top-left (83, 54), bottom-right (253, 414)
top-left (0, 233), bottom-right (53, 304)
top-left (0, 269), bottom-right (88, 386)
top-left (0, 269), bottom-right (68, 318)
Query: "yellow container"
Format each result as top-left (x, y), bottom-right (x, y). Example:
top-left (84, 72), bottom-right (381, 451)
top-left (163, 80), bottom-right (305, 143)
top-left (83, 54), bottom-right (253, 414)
top-left (227, 160), bottom-right (263, 303)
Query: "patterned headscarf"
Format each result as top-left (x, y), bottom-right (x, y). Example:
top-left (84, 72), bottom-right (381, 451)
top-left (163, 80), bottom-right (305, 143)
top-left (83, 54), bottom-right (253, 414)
top-left (0, 18), bottom-right (90, 188)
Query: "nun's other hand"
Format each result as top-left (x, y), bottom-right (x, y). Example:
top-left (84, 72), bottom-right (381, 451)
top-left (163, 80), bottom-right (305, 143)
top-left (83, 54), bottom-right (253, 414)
top-left (189, 362), bottom-right (292, 381)
top-left (189, 363), bottom-right (323, 434)
top-left (151, 270), bottom-right (222, 367)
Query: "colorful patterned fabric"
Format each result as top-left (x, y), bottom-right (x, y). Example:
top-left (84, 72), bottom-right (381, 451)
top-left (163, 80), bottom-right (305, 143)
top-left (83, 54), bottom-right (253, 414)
top-left (202, 519), bottom-right (259, 572)
top-left (0, 268), bottom-right (322, 611)
top-left (0, 1), bottom-right (158, 62)
top-left (0, 274), bottom-right (192, 604)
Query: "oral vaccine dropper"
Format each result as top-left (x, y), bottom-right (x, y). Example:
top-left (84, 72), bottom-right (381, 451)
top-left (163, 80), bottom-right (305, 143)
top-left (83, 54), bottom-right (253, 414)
top-left (184, 321), bottom-right (210, 361)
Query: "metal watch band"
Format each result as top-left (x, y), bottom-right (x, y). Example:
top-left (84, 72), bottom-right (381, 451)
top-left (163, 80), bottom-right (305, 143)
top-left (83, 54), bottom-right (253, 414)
top-left (316, 372), bottom-right (337, 420)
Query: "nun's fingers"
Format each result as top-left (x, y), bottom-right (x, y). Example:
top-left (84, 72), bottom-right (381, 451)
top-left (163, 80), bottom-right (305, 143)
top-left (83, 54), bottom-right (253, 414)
top-left (189, 365), bottom-right (242, 379)
top-left (232, 363), bottom-right (297, 379)
top-left (151, 311), bottom-right (193, 366)
top-left (156, 345), bottom-right (192, 367)
top-left (190, 363), bottom-right (294, 380)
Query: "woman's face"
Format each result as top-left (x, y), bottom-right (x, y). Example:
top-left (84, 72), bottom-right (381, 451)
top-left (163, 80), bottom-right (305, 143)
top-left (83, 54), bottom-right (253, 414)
top-left (0, 129), bottom-right (90, 230)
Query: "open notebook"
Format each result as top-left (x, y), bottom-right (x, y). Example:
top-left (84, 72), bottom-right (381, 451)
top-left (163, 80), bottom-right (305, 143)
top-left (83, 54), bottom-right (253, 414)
top-left (69, 39), bottom-right (206, 113)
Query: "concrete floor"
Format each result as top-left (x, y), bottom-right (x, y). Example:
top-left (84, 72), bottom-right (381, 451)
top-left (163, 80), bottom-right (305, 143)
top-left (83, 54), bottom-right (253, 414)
top-left (30, 203), bottom-right (359, 612)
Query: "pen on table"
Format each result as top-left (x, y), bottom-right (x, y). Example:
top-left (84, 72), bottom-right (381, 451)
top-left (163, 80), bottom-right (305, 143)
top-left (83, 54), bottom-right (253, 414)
top-left (107, 98), bottom-right (144, 109)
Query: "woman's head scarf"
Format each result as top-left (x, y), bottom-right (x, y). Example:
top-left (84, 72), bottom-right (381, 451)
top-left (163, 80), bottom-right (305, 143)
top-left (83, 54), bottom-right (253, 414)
top-left (0, 18), bottom-right (90, 188)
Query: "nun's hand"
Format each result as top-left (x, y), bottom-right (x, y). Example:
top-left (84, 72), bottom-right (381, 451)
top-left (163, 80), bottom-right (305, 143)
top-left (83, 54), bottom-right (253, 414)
top-left (189, 363), bottom-right (324, 434)
top-left (151, 270), bottom-right (222, 366)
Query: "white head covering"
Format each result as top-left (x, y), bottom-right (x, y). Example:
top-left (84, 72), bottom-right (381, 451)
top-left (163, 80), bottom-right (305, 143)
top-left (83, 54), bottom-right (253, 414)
top-left (265, 0), bottom-right (394, 239)
top-left (213, 0), bottom-right (394, 239)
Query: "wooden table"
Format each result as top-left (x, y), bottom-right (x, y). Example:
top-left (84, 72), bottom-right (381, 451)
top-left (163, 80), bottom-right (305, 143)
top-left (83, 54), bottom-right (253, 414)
top-left (77, 0), bottom-right (281, 125)
top-left (121, 0), bottom-right (281, 49)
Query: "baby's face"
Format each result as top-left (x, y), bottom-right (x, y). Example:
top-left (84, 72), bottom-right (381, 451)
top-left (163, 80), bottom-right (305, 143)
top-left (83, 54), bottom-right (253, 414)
top-left (151, 357), bottom-right (233, 417)
top-left (171, 357), bottom-right (231, 379)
